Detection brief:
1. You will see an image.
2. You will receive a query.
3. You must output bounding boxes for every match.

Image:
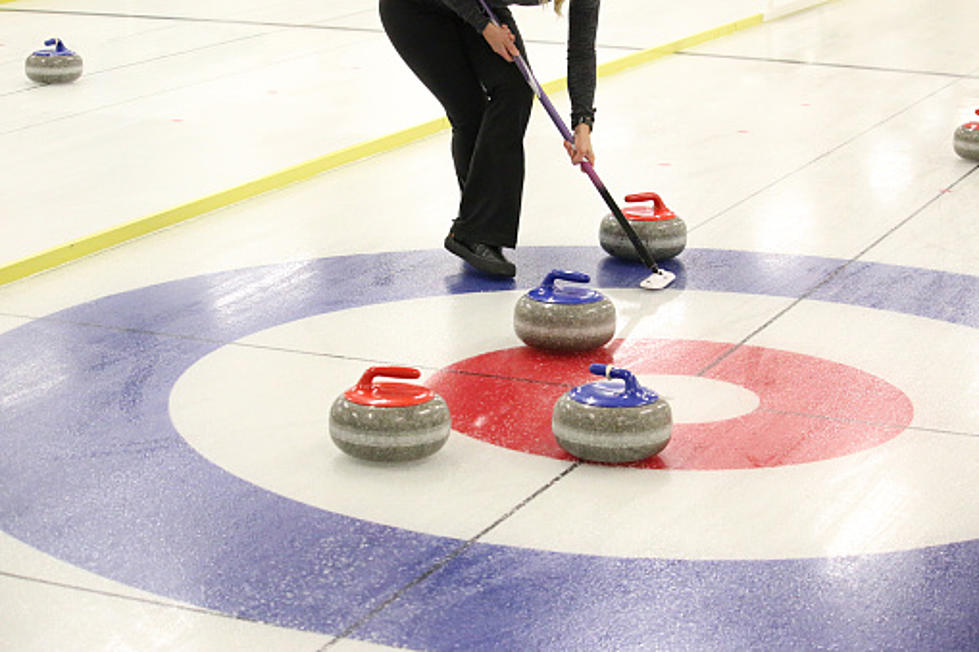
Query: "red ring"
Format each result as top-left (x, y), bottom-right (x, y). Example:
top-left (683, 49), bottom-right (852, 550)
top-left (428, 339), bottom-right (914, 470)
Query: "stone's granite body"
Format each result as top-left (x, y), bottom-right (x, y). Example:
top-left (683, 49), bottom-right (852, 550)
top-left (552, 393), bottom-right (672, 463)
top-left (954, 123), bottom-right (979, 161)
top-left (599, 214), bottom-right (687, 262)
top-left (330, 395), bottom-right (451, 462)
top-left (514, 295), bottom-right (616, 351)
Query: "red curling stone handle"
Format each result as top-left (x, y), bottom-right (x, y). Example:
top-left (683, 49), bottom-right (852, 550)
top-left (355, 366), bottom-right (421, 391)
top-left (624, 192), bottom-right (667, 209)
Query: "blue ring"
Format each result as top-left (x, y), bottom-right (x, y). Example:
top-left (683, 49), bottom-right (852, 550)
top-left (1, 247), bottom-right (976, 648)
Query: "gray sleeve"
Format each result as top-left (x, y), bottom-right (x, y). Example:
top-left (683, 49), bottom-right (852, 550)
top-left (439, 0), bottom-right (490, 33)
top-left (567, 0), bottom-right (599, 128)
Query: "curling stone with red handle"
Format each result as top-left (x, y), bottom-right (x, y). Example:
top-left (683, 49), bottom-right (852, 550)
top-left (513, 269), bottom-right (616, 351)
top-left (25, 38), bottom-right (83, 84)
top-left (552, 364), bottom-right (671, 463)
top-left (329, 366), bottom-right (450, 462)
top-left (599, 191), bottom-right (686, 262)
top-left (954, 109), bottom-right (979, 162)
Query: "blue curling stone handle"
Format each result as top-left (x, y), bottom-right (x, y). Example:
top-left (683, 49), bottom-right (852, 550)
top-left (568, 364), bottom-right (659, 407)
top-left (526, 269), bottom-right (605, 305)
top-left (33, 38), bottom-right (77, 57)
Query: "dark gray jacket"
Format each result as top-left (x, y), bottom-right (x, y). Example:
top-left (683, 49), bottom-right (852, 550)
top-left (440, 0), bottom-right (599, 127)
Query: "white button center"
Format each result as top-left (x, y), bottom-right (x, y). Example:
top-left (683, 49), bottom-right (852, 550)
top-left (635, 375), bottom-right (760, 424)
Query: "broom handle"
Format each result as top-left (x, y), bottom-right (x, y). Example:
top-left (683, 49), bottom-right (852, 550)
top-left (476, 0), bottom-right (660, 272)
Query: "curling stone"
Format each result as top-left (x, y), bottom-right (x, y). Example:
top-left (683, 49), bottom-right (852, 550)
top-left (954, 109), bottom-right (979, 162)
top-left (552, 364), bottom-right (671, 463)
top-left (329, 366), bottom-right (450, 462)
top-left (599, 192), bottom-right (686, 262)
top-left (513, 269), bottom-right (615, 351)
top-left (25, 38), bottom-right (83, 84)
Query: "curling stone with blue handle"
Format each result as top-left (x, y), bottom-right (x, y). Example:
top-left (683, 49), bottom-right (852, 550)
top-left (599, 191), bottom-right (686, 262)
top-left (25, 38), bottom-right (83, 84)
top-left (330, 366), bottom-right (450, 462)
top-left (954, 109), bottom-right (979, 162)
top-left (514, 269), bottom-right (615, 351)
top-left (552, 364), bottom-right (671, 463)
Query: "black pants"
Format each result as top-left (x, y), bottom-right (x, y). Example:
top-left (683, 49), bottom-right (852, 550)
top-left (379, 0), bottom-right (533, 248)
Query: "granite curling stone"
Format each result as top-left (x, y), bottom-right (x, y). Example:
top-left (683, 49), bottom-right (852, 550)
top-left (599, 191), bottom-right (686, 262)
top-left (552, 364), bottom-right (671, 463)
top-left (25, 38), bottom-right (83, 84)
top-left (329, 366), bottom-right (450, 462)
top-left (954, 109), bottom-right (979, 162)
top-left (513, 269), bottom-right (616, 351)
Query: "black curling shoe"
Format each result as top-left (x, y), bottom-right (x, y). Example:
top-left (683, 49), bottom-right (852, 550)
top-left (444, 233), bottom-right (516, 278)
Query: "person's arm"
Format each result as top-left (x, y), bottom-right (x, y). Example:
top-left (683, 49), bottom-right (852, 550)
top-left (565, 0), bottom-right (599, 164)
top-left (567, 0), bottom-right (598, 130)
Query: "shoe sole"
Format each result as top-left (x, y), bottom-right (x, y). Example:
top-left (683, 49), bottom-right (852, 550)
top-left (444, 236), bottom-right (516, 278)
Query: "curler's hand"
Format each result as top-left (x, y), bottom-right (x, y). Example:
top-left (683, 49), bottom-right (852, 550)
top-left (563, 123), bottom-right (595, 166)
top-left (482, 22), bottom-right (520, 62)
